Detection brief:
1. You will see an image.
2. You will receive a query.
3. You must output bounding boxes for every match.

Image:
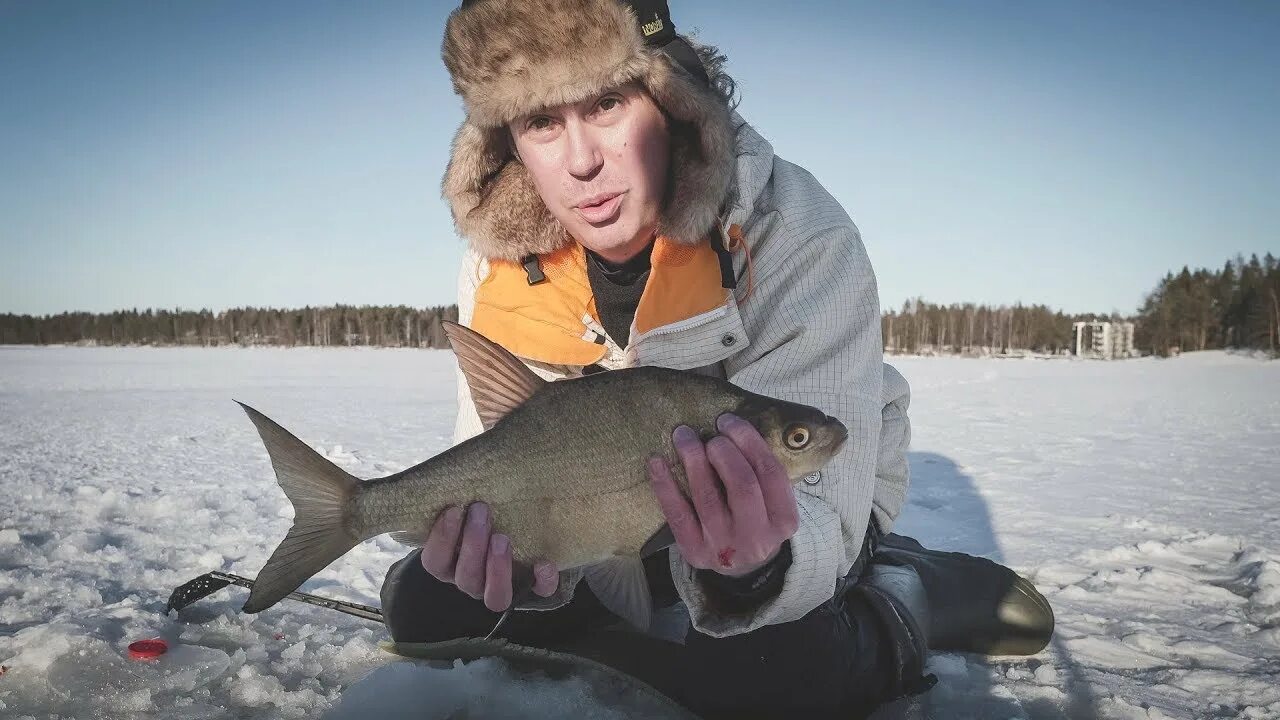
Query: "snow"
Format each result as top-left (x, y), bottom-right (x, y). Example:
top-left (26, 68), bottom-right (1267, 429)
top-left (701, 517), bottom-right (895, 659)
top-left (1, 345), bottom-right (1277, 718)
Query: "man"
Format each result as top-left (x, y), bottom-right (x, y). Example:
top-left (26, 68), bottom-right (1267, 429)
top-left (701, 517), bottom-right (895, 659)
top-left (381, 1), bottom-right (1054, 716)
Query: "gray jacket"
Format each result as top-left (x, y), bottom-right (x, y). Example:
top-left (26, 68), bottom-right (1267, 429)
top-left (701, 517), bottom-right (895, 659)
top-left (451, 117), bottom-right (912, 637)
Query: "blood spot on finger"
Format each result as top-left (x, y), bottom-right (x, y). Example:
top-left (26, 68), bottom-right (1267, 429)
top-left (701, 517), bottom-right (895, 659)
top-left (717, 547), bottom-right (736, 568)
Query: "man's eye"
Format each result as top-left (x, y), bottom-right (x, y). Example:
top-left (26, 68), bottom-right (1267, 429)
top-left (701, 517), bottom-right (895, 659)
top-left (596, 96), bottom-right (621, 113)
top-left (526, 117), bottom-right (553, 132)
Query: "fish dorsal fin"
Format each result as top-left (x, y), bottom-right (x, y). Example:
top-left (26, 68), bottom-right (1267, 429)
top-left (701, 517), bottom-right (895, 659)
top-left (584, 557), bottom-right (653, 632)
top-left (443, 321), bottom-right (547, 431)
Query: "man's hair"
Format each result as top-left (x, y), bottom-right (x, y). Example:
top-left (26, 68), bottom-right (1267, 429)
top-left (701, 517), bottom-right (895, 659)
top-left (686, 36), bottom-right (739, 111)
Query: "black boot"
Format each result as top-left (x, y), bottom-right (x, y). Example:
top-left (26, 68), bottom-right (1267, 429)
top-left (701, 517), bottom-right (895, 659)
top-left (852, 562), bottom-right (939, 700)
top-left (872, 533), bottom-right (1054, 656)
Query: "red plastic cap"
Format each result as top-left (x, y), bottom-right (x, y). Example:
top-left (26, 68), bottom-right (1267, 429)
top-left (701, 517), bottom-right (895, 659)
top-left (128, 638), bottom-right (169, 660)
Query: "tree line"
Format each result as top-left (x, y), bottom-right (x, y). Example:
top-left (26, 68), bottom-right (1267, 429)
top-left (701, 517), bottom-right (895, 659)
top-left (0, 302), bottom-right (1120, 355)
top-left (0, 305), bottom-right (460, 348)
top-left (2, 253), bottom-right (1275, 357)
top-left (881, 300), bottom-right (1100, 356)
top-left (1134, 253), bottom-right (1278, 357)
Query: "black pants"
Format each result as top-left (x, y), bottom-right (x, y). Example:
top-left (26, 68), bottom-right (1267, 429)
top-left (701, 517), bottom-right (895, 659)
top-left (380, 546), bottom-right (911, 719)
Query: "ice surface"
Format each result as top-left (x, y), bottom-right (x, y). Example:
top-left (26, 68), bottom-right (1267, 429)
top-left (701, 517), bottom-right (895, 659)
top-left (1, 345), bottom-right (1277, 718)
top-left (323, 656), bottom-right (697, 720)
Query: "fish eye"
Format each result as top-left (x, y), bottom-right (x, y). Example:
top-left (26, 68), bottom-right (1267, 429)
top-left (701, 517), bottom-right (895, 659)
top-left (784, 425), bottom-right (811, 450)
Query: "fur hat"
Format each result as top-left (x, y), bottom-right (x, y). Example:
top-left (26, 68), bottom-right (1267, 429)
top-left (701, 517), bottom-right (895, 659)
top-left (441, 0), bottom-right (737, 262)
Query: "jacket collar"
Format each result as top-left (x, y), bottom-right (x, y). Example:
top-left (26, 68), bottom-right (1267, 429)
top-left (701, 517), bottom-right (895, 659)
top-left (723, 115), bottom-right (775, 231)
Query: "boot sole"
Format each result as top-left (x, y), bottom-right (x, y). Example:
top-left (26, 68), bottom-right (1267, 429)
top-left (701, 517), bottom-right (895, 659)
top-left (876, 540), bottom-right (1055, 656)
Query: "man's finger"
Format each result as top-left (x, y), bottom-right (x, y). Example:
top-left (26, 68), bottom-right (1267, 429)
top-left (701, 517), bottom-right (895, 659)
top-left (532, 561), bottom-right (559, 597)
top-left (717, 413), bottom-right (798, 531)
top-left (705, 435), bottom-right (768, 529)
top-left (421, 505), bottom-right (465, 580)
top-left (454, 502), bottom-right (491, 598)
top-left (484, 534), bottom-right (513, 611)
top-left (673, 426), bottom-right (731, 541)
top-left (647, 455), bottom-right (705, 557)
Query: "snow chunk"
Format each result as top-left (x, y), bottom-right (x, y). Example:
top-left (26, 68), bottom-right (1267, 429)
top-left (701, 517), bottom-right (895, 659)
top-left (281, 640), bottom-right (307, 660)
top-left (230, 666), bottom-right (286, 708)
top-left (4, 623), bottom-right (76, 673)
top-left (1033, 663), bottom-right (1058, 684)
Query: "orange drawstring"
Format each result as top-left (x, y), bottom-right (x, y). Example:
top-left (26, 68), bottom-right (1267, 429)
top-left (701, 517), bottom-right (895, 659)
top-left (726, 223), bottom-right (755, 306)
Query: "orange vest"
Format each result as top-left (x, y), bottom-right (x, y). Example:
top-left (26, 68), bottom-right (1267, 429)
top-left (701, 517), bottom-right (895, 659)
top-left (471, 235), bottom-right (732, 366)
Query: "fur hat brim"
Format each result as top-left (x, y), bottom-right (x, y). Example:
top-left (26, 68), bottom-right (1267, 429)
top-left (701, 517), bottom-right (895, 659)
top-left (441, 0), bottom-right (736, 262)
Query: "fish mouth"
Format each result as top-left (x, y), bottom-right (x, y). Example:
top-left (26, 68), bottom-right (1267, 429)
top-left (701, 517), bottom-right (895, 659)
top-left (828, 415), bottom-right (849, 453)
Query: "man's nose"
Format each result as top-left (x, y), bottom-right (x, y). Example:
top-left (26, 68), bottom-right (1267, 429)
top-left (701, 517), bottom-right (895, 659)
top-left (563, 121), bottom-right (603, 179)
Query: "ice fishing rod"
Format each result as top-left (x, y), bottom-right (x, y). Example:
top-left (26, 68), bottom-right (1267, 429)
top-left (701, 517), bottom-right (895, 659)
top-left (167, 571), bottom-right (510, 640)
top-left (165, 571), bottom-right (383, 623)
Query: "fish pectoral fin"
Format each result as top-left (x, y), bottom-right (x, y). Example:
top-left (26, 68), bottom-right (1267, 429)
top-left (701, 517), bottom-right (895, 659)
top-left (584, 557), bottom-right (653, 632)
top-left (487, 562), bottom-right (537, 640)
top-left (640, 524), bottom-right (675, 558)
top-left (443, 321), bottom-right (547, 431)
top-left (389, 529), bottom-right (428, 547)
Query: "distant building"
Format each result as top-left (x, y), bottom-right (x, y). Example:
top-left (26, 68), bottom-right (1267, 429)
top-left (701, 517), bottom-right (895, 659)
top-left (1072, 320), bottom-right (1136, 359)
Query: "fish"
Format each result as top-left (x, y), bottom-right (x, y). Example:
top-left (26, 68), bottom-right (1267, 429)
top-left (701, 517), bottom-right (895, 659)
top-left (237, 321), bottom-right (849, 630)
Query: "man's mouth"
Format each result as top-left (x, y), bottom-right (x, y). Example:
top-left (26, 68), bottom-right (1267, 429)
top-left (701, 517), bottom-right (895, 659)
top-left (574, 192), bottom-right (624, 224)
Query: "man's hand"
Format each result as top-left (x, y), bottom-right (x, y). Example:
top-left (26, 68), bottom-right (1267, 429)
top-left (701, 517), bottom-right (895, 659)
top-left (420, 502), bottom-right (559, 611)
top-left (648, 413), bottom-right (800, 577)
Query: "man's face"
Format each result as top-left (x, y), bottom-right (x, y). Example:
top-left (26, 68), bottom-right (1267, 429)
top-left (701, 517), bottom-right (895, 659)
top-left (509, 83), bottom-right (670, 263)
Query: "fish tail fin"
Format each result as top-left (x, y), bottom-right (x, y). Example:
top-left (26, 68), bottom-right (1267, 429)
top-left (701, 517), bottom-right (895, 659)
top-left (236, 401), bottom-right (362, 614)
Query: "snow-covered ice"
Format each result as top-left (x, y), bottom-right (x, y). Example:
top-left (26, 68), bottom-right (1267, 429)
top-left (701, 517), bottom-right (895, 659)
top-left (0, 346), bottom-right (1276, 718)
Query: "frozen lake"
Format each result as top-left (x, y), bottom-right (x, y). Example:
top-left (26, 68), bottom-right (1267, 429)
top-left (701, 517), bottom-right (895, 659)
top-left (1, 346), bottom-right (1277, 718)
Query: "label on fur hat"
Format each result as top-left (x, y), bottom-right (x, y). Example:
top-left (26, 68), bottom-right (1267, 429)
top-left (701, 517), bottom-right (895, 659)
top-left (623, 0), bottom-right (676, 45)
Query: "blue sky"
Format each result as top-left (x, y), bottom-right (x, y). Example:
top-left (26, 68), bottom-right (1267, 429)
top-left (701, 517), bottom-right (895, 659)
top-left (2, 0), bottom-right (1276, 317)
